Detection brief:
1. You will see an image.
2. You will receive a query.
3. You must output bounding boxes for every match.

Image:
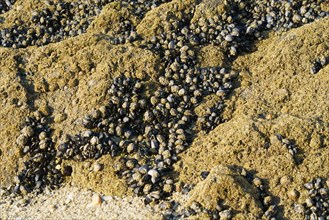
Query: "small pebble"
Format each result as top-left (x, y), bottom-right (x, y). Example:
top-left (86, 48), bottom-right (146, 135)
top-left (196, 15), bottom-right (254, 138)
top-left (287, 189), bottom-right (300, 200)
top-left (294, 204), bottom-right (305, 214)
top-left (48, 204), bottom-right (58, 212)
top-left (219, 209), bottom-right (232, 220)
top-left (224, 34), bottom-right (233, 42)
top-left (280, 176), bottom-right (292, 185)
top-left (93, 162), bottom-right (103, 172)
top-left (253, 177), bottom-right (262, 187)
top-left (87, 194), bottom-right (102, 208)
top-left (200, 171), bottom-right (210, 180)
top-left (84, 161), bottom-right (91, 169)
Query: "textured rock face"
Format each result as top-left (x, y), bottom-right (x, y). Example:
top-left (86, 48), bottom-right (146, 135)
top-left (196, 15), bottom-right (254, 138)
top-left (177, 17), bottom-right (329, 219)
top-left (187, 165), bottom-right (263, 218)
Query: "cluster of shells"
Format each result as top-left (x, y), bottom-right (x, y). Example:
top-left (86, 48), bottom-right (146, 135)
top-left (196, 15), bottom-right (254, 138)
top-left (276, 135), bottom-right (298, 156)
top-left (165, 200), bottom-right (234, 220)
top-left (0, 0), bottom-right (15, 14)
top-left (0, 0), bottom-right (110, 48)
top-left (98, 19), bottom-right (138, 45)
top-left (15, 112), bottom-right (62, 195)
top-left (233, 0), bottom-right (328, 33)
top-left (241, 169), bottom-right (279, 219)
top-left (275, 134), bottom-right (306, 166)
top-left (0, 0), bottom-right (327, 50)
top-left (295, 178), bottom-right (329, 220)
top-left (140, 0), bottom-right (328, 59)
top-left (198, 101), bottom-right (226, 132)
top-left (310, 56), bottom-right (329, 74)
top-left (251, 177), bottom-right (278, 219)
top-left (0, 0), bottom-right (171, 48)
top-left (56, 64), bottom-right (237, 203)
top-left (6, 0), bottom-right (329, 219)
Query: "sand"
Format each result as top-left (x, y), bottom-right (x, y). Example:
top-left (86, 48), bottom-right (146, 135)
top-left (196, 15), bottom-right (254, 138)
top-left (0, 184), bottom-right (162, 220)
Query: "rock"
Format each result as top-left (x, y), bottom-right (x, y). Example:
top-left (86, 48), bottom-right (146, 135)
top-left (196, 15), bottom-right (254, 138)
top-left (225, 34), bottom-right (233, 42)
top-left (190, 0), bottom-right (228, 23)
top-left (187, 165), bottom-right (263, 218)
top-left (287, 189), bottom-right (300, 201)
top-left (219, 209), bottom-right (233, 220)
top-left (93, 162), bottom-right (103, 172)
top-left (48, 204), bottom-right (58, 213)
top-left (54, 113), bottom-right (67, 123)
top-left (197, 45), bottom-right (227, 67)
top-left (87, 194), bottom-right (102, 208)
top-left (280, 175), bottom-right (292, 185)
top-left (136, 0), bottom-right (196, 39)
